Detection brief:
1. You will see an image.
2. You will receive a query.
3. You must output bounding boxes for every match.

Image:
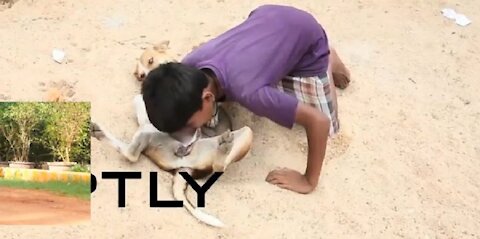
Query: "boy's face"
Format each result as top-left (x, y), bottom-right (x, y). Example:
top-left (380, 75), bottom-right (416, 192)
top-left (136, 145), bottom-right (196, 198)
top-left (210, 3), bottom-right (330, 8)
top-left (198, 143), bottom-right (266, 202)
top-left (172, 89), bottom-right (215, 141)
top-left (187, 90), bottom-right (215, 128)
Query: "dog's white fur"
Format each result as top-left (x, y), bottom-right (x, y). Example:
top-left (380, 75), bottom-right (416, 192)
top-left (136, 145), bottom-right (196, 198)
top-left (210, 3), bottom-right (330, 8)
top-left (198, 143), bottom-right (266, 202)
top-left (91, 94), bottom-right (253, 227)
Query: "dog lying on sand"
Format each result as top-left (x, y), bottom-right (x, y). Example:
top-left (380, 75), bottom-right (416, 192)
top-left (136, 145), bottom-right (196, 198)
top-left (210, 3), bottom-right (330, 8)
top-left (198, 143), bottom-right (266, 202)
top-left (90, 94), bottom-right (253, 227)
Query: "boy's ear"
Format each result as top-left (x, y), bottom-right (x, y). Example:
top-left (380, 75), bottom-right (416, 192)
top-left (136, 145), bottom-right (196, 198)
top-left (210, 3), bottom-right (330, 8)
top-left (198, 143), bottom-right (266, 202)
top-left (202, 91), bottom-right (215, 102)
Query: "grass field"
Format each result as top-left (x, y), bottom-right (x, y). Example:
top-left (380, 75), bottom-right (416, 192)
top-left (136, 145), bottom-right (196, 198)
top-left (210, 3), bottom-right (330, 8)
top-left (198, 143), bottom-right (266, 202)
top-left (0, 178), bottom-right (91, 200)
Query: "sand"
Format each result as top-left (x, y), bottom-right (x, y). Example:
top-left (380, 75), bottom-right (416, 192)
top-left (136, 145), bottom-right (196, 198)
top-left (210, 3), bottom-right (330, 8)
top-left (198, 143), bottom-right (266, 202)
top-left (0, 187), bottom-right (90, 225)
top-left (1, 0), bottom-right (479, 238)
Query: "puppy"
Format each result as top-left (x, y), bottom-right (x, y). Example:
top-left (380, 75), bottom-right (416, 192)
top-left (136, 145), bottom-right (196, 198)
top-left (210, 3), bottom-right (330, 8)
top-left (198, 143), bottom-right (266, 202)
top-left (90, 94), bottom-right (253, 227)
top-left (133, 41), bottom-right (176, 81)
top-left (133, 40), bottom-right (205, 82)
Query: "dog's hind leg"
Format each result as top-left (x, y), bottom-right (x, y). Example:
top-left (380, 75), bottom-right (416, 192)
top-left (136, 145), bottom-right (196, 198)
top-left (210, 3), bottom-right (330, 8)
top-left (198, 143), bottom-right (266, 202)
top-left (172, 168), bottom-right (224, 228)
top-left (212, 130), bottom-right (234, 172)
top-left (213, 126), bottom-right (253, 172)
top-left (133, 94), bottom-right (151, 127)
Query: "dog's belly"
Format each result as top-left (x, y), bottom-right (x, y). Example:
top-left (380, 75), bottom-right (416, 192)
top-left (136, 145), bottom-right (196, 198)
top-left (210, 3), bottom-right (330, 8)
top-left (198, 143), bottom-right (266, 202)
top-left (143, 142), bottom-right (217, 172)
top-left (143, 146), bottom-right (178, 171)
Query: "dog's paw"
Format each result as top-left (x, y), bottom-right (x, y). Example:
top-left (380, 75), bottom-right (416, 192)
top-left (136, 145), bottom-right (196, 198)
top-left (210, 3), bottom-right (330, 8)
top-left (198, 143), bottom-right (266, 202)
top-left (90, 122), bottom-right (105, 140)
top-left (218, 130), bottom-right (234, 154)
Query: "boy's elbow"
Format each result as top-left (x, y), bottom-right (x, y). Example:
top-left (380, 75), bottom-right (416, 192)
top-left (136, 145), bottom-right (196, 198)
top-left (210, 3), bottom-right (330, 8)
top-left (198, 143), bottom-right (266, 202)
top-left (307, 110), bottom-right (330, 134)
top-left (317, 111), bottom-right (331, 127)
top-left (295, 103), bottom-right (330, 132)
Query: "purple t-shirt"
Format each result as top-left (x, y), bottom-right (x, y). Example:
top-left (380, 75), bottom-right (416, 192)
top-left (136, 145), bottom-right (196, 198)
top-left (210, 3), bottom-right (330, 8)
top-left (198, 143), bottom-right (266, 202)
top-left (182, 5), bottom-right (330, 128)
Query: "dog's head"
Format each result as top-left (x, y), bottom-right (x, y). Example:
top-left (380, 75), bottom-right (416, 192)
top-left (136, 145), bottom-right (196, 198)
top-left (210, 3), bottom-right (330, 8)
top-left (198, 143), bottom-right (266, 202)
top-left (134, 40), bottom-right (173, 81)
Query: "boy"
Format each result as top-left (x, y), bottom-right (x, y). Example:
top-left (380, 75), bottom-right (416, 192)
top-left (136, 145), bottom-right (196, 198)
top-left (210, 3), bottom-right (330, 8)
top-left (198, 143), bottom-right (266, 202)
top-left (141, 4), bottom-right (350, 194)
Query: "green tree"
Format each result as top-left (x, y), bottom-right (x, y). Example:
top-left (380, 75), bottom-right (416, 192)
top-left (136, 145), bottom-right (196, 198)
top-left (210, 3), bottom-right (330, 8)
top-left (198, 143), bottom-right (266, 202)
top-left (0, 102), bottom-right (42, 162)
top-left (0, 102), bottom-right (15, 161)
top-left (41, 102), bottom-right (90, 163)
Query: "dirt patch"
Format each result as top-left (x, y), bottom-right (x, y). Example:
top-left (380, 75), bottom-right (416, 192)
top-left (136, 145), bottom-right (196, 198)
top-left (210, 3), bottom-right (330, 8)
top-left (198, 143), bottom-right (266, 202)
top-left (0, 0), bottom-right (18, 10)
top-left (0, 94), bottom-right (10, 100)
top-left (0, 186), bottom-right (90, 225)
top-left (39, 79), bottom-right (77, 101)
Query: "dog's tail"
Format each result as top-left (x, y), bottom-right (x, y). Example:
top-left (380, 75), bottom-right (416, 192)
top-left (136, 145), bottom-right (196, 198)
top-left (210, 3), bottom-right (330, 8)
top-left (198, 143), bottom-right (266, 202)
top-left (172, 169), bottom-right (225, 228)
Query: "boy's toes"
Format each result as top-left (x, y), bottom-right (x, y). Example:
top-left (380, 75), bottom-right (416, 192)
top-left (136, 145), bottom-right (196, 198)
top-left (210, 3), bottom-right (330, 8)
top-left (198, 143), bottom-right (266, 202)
top-left (90, 122), bottom-right (105, 139)
top-left (333, 73), bottom-right (350, 89)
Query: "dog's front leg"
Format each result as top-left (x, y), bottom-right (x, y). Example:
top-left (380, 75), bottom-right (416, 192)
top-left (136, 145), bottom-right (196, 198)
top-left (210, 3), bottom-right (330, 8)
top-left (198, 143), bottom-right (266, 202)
top-left (133, 94), bottom-right (151, 127)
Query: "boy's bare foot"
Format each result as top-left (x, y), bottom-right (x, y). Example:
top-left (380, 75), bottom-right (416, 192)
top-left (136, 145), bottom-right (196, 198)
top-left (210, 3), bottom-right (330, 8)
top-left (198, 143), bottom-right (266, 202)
top-left (329, 47), bottom-right (351, 89)
top-left (332, 72), bottom-right (350, 89)
top-left (265, 168), bottom-right (314, 194)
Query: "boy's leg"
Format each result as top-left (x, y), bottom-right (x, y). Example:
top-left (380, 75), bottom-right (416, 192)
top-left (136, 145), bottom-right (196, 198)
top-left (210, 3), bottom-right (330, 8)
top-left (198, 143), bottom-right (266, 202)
top-left (327, 54), bottom-right (339, 132)
top-left (277, 72), bottom-right (340, 136)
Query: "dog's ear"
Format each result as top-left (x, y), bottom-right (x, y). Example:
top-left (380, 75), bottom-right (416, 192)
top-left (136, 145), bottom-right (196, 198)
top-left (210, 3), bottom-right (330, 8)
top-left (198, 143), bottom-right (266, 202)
top-left (153, 40), bottom-right (170, 52)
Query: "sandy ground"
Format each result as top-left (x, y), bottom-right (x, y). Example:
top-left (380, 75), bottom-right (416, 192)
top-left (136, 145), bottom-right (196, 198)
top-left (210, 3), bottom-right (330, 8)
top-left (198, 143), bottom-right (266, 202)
top-left (0, 0), bottom-right (479, 238)
top-left (0, 187), bottom-right (90, 225)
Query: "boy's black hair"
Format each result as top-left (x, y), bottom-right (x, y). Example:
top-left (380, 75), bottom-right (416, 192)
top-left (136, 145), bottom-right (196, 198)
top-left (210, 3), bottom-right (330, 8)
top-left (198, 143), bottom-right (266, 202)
top-left (141, 62), bottom-right (209, 133)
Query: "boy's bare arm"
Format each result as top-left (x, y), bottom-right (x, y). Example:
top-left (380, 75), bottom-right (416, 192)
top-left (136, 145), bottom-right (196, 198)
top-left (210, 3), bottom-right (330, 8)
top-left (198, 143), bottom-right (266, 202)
top-left (265, 102), bottom-right (330, 194)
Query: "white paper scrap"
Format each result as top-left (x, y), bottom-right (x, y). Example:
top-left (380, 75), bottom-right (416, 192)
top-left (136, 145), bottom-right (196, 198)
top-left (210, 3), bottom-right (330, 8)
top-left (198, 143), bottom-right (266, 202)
top-left (52, 49), bottom-right (66, 64)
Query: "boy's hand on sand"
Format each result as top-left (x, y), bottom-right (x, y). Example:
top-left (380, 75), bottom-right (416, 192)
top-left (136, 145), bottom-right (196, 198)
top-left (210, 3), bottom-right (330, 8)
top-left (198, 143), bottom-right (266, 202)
top-left (266, 168), bottom-right (314, 194)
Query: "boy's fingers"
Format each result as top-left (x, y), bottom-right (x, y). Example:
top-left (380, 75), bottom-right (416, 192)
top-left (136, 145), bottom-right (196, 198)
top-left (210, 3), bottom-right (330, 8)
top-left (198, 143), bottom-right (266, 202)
top-left (269, 178), bottom-right (289, 187)
top-left (277, 183), bottom-right (291, 190)
top-left (268, 178), bottom-right (281, 185)
top-left (266, 171), bottom-right (285, 182)
top-left (266, 174), bottom-right (279, 183)
top-left (273, 169), bottom-right (287, 176)
top-left (265, 170), bottom-right (278, 181)
top-left (265, 172), bottom-right (275, 182)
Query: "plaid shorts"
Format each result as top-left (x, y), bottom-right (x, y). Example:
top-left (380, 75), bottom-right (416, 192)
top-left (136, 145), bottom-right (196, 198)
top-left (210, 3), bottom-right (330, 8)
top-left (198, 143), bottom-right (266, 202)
top-left (276, 72), bottom-right (340, 137)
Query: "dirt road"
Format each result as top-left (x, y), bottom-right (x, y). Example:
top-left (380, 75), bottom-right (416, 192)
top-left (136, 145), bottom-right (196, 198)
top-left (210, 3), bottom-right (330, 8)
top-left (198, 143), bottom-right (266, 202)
top-left (0, 187), bottom-right (90, 225)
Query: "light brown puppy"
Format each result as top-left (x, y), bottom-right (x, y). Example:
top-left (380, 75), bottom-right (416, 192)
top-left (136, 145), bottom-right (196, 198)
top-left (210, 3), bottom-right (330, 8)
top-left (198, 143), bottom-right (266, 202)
top-left (90, 94), bottom-right (253, 227)
top-left (133, 40), bottom-right (176, 81)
